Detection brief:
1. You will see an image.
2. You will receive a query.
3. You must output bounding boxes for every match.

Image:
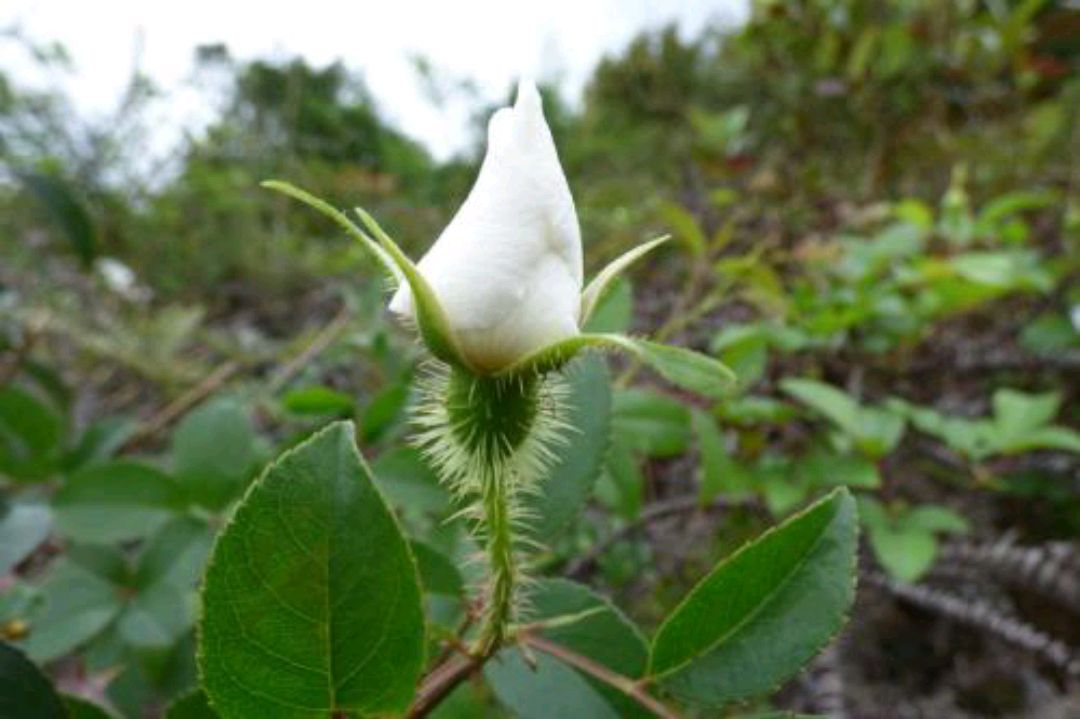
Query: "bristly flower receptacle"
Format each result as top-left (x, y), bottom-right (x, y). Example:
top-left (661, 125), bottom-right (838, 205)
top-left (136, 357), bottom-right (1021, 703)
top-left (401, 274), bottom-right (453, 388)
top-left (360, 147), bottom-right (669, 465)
top-left (412, 364), bottom-right (570, 652)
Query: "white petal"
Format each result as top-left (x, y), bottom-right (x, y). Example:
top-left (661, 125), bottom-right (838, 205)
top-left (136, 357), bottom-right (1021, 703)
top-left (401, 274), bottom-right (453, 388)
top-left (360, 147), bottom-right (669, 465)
top-left (390, 79), bottom-right (583, 371)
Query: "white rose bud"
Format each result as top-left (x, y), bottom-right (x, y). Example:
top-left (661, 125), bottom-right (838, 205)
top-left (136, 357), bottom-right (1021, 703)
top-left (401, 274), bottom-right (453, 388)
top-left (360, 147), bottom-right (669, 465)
top-left (389, 79), bottom-right (583, 372)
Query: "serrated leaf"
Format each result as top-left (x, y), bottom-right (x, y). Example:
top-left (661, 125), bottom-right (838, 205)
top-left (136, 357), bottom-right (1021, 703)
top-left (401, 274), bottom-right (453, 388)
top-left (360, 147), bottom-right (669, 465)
top-left (486, 579), bottom-right (649, 719)
top-left (199, 421), bottom-right (425, 718)
top-left (0, 640), bottom-right (67, 718)
top-left (649, 488), bottom-right (858, 706)
top-left (524, 356), bottom-right (611, 538)
top-left (53, 461), bottom-right (184, 543)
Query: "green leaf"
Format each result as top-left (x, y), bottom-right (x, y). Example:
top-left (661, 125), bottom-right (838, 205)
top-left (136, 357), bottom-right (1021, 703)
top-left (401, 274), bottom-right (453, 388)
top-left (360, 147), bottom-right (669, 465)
top-left (692, 410), bottom-right (753, 503)
top-left (63, 694), bottom-right (118, 718)
top-left (781, 379), bottom-right (859, 435)
top-left (525, 356), bottom-right (612, 538)
top-left (993, 389), bottom-right (1060, 434)
top-left (649, 488), bottom-right (858, 706)
top-left (54, 461), bottom-right (184, 543)
top-left (658, 201), bottom-right (706, 256)
top-left (858, 499), bottom-right (967, 582)
top-left (628, 338), bottom-right (736, 398)
top-left (715, 395), bottom-right (797, 426)
top-left (359, 381), bottom-right (409, 443)
top-left (166, 689), bottom-right (219, 718)
top-left (868, 528), bottom-right (937, 582)
top-left (903, 506), bottom-right (969, 534)
top-left (171, 398), bottom-right (257, 510)
top-left (579, 236), bottom-right (668, 325)
top-left (281, 386), bottom-right (355, 417)
top-left (613, 389), bottom-right (690, 458)
top-left (755, 457), bottom-right (808, 516)
top-left (598, 440), bottom-right (643, 520)
top-left (486, 579), bottom-right (649, 719)
top-left (1020, 312), bottom-right (1078, 355)
top-left (117, 581), bottom-right (191, 649)
top-left (851, 406), bottom-right (905, 458)
top-left (199, 421), bottom-right (425, 718)
top-left (795, 449), bottom-right (881, 491)
top-left (0, 500), bottom-right (51, 574)
top-left (20, 558), bottom-right (124, 662)
top-left (410, 541), bottom-right (464, 597)
top-left (0, 640), bottom-right (67, 719)
top-left (371, 447), bottom-right (451, 516)
top-left (1009, 425), bottom-right (1080, 454)
top-left (134, 516), bottom-right (216, 590)
top-left (782, 380), bottom-right (903, 457)
top-left (62, 416), bottom-right (136, 471)
top-left (710, 325), bottom-right (770, 391)
top-left (0, 386), bottom-right (63, 481)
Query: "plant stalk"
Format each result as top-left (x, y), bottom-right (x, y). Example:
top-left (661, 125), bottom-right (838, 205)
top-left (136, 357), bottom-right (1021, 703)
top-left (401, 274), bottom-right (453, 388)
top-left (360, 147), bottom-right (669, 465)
top-left (474, 462), bottom-right (516, 655)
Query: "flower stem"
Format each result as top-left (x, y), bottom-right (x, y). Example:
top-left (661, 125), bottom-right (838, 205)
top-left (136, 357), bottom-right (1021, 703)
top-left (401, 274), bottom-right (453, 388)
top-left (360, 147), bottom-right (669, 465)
top-left (475, 462), bottom-right (516, 655)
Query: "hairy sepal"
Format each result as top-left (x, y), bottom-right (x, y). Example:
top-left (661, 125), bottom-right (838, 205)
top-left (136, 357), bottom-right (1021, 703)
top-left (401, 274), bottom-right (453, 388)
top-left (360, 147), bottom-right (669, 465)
top-left (499, 333), bottom-right (735, 398)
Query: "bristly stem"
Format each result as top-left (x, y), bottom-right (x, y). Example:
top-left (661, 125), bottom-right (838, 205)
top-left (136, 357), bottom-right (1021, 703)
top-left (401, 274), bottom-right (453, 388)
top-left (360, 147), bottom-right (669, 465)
top-left (475, 461), bottom-right (516, 655)
top-left (415, 367), bottom-right (566, 660)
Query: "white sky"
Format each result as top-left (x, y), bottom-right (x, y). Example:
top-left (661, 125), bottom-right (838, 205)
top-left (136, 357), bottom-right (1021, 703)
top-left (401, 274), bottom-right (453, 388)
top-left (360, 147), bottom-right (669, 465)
top-left (1, 0), bottom-right (749, 161)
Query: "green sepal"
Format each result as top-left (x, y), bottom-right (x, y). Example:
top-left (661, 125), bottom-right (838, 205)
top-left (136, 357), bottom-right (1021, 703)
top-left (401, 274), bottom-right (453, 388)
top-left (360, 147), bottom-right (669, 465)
top-left (260, 180), bottom-right (471, 371)
top-left (260, 180), bottom-right (400, 283)
top-left (499, 333), bottom-right (735, 398)
top-left (353, 207), bottom-right (472, 370)
top-left (579, 235), bottom-right (669, 325)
